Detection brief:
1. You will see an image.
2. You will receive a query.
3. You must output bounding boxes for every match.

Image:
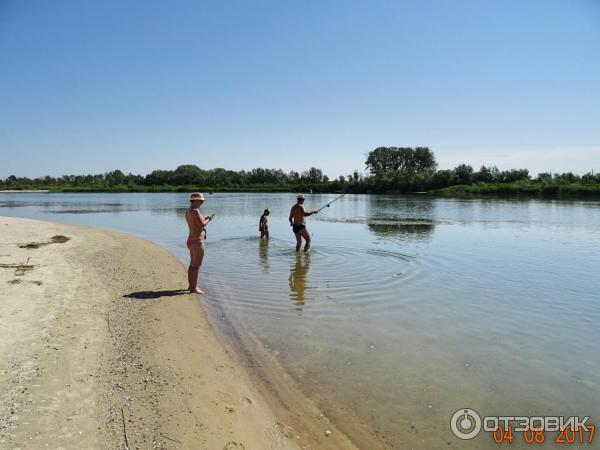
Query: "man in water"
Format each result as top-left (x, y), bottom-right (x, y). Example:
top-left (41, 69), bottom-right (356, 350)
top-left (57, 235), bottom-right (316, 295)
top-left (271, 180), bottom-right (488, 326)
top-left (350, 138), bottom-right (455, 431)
top-left (259, 208), bottom-right (270, 238)
top-left (289, 194), bottom-right (318, 252)
top-left (185, 192), bottom-right (214, 294)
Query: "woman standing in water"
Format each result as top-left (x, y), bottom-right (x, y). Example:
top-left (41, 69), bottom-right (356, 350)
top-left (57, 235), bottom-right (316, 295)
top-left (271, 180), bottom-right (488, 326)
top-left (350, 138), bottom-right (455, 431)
top-left (185, 192), bottom-right (214, 294)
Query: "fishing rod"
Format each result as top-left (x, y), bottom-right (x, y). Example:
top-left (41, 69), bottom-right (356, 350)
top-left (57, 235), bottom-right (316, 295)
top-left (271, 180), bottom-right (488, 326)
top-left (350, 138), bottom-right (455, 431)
top-left (315, 193), bottom-right (346, 213)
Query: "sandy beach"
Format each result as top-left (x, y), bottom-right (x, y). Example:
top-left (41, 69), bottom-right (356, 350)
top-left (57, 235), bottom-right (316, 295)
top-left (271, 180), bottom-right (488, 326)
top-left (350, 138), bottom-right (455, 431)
top-left (0, 217), bottom-right (356, 449)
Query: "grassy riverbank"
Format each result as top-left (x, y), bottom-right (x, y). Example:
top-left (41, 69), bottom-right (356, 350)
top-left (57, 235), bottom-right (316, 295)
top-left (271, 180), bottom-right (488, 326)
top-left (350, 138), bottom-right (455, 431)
top-left (2, 183), bottom-right (345, 194)
top-left (2, 151), bottom-right (599, 198)
top-left (431, 182), bottom-right (600, 197)
top-left (2, 181), bottom-right (600, 198)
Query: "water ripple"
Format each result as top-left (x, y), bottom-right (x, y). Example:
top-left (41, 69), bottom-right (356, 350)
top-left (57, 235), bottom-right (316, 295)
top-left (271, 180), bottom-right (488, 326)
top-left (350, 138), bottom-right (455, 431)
top-left (201, 237), bottom-right (420, 318)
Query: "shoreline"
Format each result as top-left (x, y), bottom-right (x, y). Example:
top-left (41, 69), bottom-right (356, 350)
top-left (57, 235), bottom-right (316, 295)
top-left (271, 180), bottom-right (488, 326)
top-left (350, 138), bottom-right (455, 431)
top-left (206, 275), bottom-right (388, 450)
top-left (3, 188), bottom-right (600, 201)
top-left (0, 190), bottom-right (50, 193)
top-left (1, 217), bottom-right (349, 449)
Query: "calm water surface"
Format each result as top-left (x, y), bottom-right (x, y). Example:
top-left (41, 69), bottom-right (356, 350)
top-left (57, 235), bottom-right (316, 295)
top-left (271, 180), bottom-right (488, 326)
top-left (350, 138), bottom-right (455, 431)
top-left (2, 192), bottom-right (599, 449)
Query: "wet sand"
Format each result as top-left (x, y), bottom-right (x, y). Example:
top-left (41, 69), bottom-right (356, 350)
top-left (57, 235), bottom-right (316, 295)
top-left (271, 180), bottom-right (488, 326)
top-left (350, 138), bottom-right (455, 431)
top-left (0, 217), bottom-right (354, 449)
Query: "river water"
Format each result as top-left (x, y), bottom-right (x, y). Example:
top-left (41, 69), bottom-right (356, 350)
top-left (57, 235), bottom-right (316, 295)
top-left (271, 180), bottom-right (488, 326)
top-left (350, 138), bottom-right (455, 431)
top-left (1, 192), bottom-right (599, 449)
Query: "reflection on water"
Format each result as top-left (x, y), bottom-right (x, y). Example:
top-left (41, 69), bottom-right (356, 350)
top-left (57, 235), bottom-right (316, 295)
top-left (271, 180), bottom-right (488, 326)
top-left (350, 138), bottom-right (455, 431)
top-left (367, 221), bottom-right (435, 241)
top-left (50, 208), bottom-right (140, 214)
top-left (289, 253), bottom-right (311, 312)
top-left (258, 238), bottom-right (270, 273)
top-left (1, 192), bottom-right (600, 449)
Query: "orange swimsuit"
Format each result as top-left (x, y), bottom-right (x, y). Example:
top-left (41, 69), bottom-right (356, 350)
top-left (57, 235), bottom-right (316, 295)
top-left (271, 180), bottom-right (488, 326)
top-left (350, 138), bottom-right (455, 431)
top-left (186, 229), bottom-right (206, 248)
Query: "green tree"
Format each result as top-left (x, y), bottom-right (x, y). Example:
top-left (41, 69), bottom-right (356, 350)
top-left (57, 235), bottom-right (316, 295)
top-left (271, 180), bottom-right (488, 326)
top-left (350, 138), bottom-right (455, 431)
top-left (431, 169), bottom-right (455, 189)
top-left (475, 165), bottom-right (499, 183)
top-left (106, 170), bottom-right (126, 186)
top-left (301, 167), bottom-right (325, 183)
top-left (412, 147), bottom-right (437, 173)
top-left (173, 165), bottom-right (203, 185)
top-left (365, 147), bottom-right (436, 176)
top-left (454, 164), bottom-right (474, 185)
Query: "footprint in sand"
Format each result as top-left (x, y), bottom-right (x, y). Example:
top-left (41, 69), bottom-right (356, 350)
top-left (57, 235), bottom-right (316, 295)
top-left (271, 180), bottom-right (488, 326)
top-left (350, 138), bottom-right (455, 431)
top-left (216, 392), bottom-right (253, 414)
top-left (223, 442), bottom-right (246, 450)
top-left (215, 391), bottom-right (236, 413)
top-left (215, 364), bottom-right (235, 375)
top-left (216, 390), bottom-right (233, 404)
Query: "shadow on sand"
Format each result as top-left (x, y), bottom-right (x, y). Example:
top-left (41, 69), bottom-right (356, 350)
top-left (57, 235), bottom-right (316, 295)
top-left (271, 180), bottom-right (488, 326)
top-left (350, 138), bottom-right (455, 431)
top-left (124, 289), bottom-right (189, 300)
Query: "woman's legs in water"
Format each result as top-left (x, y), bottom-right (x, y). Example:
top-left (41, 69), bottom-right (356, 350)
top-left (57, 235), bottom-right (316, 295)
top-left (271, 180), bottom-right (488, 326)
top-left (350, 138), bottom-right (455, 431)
top-left (188, 241), bottom-right (205, 294)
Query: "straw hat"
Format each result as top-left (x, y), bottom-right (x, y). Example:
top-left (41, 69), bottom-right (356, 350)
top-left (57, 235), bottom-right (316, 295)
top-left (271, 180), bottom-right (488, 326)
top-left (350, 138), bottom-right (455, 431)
top-left (297, 194), bottom-right (305, 200)
top-left (190, 192), bottom-right (205, 202)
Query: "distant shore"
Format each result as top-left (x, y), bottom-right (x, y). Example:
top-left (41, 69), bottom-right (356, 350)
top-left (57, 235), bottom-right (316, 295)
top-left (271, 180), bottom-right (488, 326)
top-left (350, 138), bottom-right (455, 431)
top-left (1, 217), bottom-right (333, 449)
top-left (0, 189), bottom-right (49, 193)
top-left (2, 182), bottom-right (600, 198)
top-left (2, 155), bottom-right (599, 197)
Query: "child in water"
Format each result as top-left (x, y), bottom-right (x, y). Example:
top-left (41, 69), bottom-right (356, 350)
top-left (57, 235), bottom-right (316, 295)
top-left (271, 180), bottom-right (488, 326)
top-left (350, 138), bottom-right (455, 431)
top-left (259, 208), bottom-right (270, 238)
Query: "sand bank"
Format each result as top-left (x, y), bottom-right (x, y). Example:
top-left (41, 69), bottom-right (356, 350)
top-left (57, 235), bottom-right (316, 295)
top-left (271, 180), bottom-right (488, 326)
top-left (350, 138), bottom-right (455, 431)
top-left (0, 217), bottom-right (312, 449)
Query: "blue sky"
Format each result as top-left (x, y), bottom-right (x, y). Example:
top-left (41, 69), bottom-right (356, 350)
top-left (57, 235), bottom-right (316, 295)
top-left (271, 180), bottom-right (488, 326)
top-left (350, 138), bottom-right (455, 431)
top-left (1, 0), bottom-right (599, 178)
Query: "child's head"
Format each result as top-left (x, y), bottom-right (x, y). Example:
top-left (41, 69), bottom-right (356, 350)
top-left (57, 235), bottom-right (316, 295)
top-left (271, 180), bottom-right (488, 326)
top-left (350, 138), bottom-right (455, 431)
top-left (264, 208), bottom-right (270, 216)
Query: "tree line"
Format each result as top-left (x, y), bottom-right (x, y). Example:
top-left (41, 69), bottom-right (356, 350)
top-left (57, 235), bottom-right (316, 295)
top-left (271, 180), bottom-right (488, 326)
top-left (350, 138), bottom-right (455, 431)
top-left (354, 147), bottom-right (599, 196)
top-left (0, 166), bottom-right (333, 191)
top-left (2, 147), bottom-right (599, 196)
